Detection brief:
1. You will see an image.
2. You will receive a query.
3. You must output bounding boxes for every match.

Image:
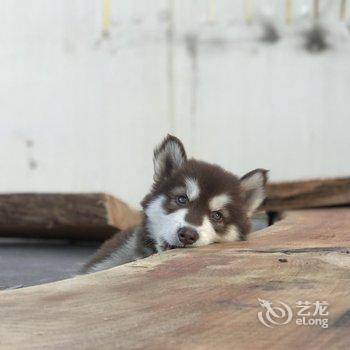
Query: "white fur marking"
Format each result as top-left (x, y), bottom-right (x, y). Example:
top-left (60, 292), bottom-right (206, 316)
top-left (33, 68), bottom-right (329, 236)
top-left (214, 225), bottom-right (240, 243)
top-left (145, 195), bottom-right (188, 251)
top-left (185, 177), bottom-right (200, 201)
top-left (191, 216), bottom-right (217, 247)
top-left (145, 195), bottom-right (239, 251)
top-left (145, 196), bottom-right (220, 249)
top-left (209, 193), bottom-right (231, 211)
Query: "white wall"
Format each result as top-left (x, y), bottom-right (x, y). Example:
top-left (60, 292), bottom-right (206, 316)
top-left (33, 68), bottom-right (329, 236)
top-left (0, 0), bottom-right (349, 207)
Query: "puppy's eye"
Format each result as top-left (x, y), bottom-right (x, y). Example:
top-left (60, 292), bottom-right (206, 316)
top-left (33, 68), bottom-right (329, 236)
top-left (211, 211), bottom-right (223, 222)
top-left (176, 195), bottom-right (188, 205)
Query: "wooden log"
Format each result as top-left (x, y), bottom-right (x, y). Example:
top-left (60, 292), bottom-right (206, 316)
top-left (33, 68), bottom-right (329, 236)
top-left (264, 176), bottom-right (350, 211)
top-left (0, 193), bottom-right (141, 240)
top-left (0, 208), bottom-right (349, 349)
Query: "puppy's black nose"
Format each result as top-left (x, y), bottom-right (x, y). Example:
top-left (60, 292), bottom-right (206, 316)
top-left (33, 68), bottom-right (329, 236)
top-left (177, 227), bottom-right (199, 245)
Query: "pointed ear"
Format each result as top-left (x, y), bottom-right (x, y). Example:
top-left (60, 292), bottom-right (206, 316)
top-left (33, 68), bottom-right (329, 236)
top-left (240, 169), bottom-right (268, 217)
top-left (153, 135), bottom-right (187, 182)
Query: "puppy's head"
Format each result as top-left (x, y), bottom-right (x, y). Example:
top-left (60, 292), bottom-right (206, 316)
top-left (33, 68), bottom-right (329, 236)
top-left (142, 135), bottom-right (268, 251)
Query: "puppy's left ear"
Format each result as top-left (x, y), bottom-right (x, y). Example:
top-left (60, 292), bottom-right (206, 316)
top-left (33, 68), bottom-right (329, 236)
top-left (153, 135), bottom-right (187, 182)
top-left (240, 169), bottom-right (268, 217)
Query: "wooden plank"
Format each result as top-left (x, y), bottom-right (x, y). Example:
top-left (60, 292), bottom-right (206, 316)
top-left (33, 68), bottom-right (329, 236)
top-left (264, 176), bottom-right (350, 211)
top-left (0, 208), bottom-right (349, 349)
top-left (0, 193), bottom-right (141, 240)
top-left (233, 208), bottom-right (350, 251)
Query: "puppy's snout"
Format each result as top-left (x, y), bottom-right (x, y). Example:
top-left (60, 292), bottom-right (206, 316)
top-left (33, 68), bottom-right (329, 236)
top-left (177, 227), bottom-right (199, 245)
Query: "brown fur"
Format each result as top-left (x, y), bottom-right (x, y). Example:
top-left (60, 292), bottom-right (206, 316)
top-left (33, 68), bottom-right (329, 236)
top-left (82, 135), bottom-right (267, 273)
top-left (142, 159), bottom-right (251, 239)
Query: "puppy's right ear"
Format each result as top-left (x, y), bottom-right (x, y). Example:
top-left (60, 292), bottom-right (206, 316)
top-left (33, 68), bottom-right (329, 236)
top-left (153, 135), bottom-right (187, 182)
top-left (240, 169), bottom-right (268, 217)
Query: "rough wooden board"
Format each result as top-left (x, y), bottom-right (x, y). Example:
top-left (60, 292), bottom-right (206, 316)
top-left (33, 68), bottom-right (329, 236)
top-left (264, 176), bottom-right (350, 211)
top-left (228, 208), bottom-right (350, 252)
top-left (1, 208), bottom-right (350, 350)
top-left (0, 193), bottom-right (141, 240)
top-left (2, 251), bottom-right (349, 350)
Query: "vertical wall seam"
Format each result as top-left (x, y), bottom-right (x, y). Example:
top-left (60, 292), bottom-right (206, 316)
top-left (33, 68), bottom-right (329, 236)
top-left (166, 0), bottom-right (175, 133)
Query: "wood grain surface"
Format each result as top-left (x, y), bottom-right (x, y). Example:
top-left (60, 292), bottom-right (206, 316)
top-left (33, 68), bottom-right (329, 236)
top-left (264, 176), bottom-right (350, 211)
top-left (0, 193), bottom-right (141, 240)
top-left (1, 208), bottom-right (350, 349)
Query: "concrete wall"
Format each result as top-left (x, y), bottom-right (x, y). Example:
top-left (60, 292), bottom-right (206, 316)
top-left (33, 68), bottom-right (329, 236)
top-left (0, 0), bottom-right (349, 207)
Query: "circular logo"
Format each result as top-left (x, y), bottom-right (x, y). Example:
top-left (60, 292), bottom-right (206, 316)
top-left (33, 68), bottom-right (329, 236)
top-left (258, 298), bottom-right (293, 328)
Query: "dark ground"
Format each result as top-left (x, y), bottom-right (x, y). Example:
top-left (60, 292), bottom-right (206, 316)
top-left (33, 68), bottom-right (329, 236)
top-left (0, 239), bottom-right (99, 289)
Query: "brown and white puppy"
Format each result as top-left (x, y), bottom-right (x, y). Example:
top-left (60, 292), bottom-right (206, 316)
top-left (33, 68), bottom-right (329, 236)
top-left (82, 135), bottom-right (268, 273)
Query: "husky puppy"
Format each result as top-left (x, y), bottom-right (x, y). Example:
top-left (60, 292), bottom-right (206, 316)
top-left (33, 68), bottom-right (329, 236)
top-left (82, 135), bottom-right (267, 273)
